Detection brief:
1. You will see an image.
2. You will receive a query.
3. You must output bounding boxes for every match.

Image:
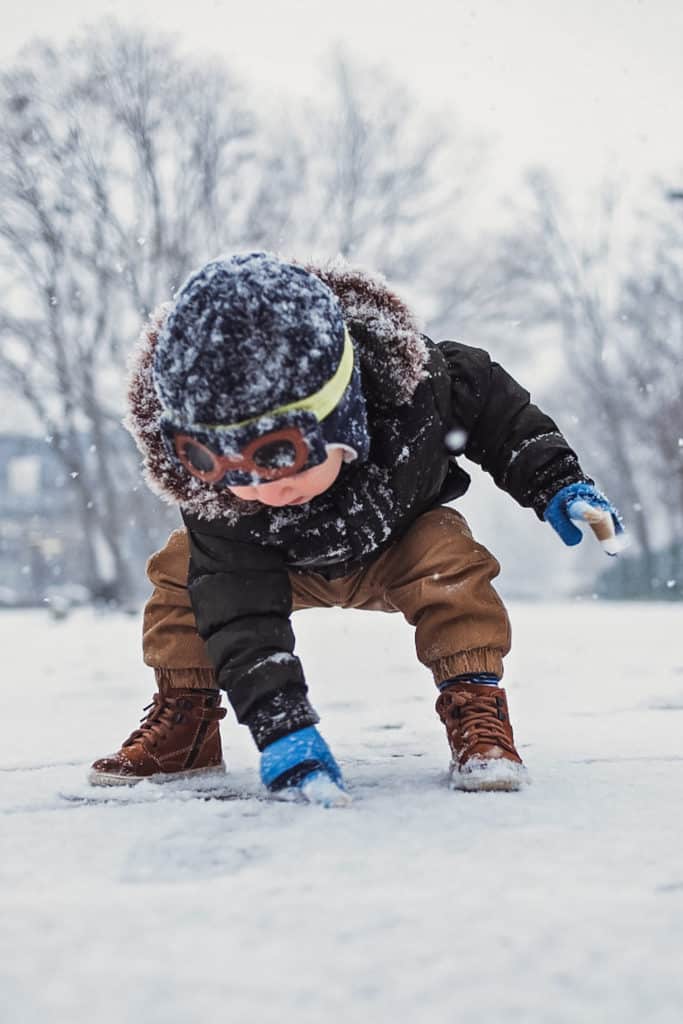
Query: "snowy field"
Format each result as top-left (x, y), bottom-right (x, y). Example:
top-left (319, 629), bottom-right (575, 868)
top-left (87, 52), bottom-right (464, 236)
top-left (2, 601), bottom-right (682, 1024)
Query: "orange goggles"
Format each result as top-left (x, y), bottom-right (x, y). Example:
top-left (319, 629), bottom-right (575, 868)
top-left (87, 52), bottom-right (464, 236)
top-left (173, 427), bottom-right (311, 484)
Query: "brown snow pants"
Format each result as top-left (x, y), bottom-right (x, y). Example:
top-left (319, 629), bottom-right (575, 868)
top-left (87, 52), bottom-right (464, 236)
top-left (142, 507), bottom-right (511, 693)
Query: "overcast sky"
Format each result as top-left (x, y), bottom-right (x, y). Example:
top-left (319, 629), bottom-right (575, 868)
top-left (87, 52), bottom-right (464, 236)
top-left (3, 0), bottom-right (683, 202)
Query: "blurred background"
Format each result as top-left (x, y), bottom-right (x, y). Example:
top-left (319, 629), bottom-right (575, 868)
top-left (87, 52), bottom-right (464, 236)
top-left (0, 0), bottom-right (681, 615)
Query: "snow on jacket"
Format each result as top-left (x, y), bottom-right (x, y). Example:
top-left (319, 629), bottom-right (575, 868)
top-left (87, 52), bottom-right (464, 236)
top-left (126, 258), bottom-right (589, 722)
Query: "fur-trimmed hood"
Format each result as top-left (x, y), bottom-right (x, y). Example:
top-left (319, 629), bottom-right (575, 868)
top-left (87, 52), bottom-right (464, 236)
top-left (124, 256), bottom-right (429, 521)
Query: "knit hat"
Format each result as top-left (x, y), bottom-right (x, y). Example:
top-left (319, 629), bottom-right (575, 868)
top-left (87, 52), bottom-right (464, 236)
top-left (153, 253), bottom-right (369, 487)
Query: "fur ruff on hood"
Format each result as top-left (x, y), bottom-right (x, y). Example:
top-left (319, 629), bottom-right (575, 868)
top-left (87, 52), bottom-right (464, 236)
top-left (124, 256), bottom-right (429, 522)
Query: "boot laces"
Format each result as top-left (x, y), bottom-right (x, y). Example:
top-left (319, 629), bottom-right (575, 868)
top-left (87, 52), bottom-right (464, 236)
top-left (445, 690), bottom-right (516, 758)
top-left (123, 693), bottom-right (193, 749)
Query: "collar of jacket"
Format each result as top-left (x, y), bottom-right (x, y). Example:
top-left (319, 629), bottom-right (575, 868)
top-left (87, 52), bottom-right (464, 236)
top-left (124, 255), bottom-right (430, 522)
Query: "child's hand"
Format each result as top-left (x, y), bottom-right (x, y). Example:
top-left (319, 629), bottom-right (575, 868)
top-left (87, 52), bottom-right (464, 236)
top-left (260, 726), bottom-right (351, 807)
top-left (544, 482), bottom-right (627, 556)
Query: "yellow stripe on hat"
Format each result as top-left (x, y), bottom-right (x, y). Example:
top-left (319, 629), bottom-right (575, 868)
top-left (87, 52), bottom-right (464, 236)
top-left (193, 325), bottom-right (354, 431)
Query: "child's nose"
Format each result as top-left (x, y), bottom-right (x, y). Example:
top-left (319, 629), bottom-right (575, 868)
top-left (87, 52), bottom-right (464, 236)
top-left (258, 478), bottom-right (298, 501)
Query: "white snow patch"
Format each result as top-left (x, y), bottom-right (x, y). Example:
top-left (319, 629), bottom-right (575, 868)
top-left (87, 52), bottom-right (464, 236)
top-left (243, 652), bottom-right (298, 676)
top-left (445, 428), bottom-right (468, 452)
top-left (1, 602), bottom-right (682, 1022)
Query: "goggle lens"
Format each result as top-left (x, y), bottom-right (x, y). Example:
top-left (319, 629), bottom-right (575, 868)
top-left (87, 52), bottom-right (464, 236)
top-left (252, 439), bottom-right (298, 471)
top-left (182, 439), bottom-right (218, 475)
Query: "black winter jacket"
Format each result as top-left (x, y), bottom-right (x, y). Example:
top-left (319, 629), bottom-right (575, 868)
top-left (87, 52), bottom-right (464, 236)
top-left (127, 261), bottom-right (588, 738)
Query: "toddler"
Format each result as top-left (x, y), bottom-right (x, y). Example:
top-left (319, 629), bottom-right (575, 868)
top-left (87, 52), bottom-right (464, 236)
top-left (91, 253), bottom-right (622, 804)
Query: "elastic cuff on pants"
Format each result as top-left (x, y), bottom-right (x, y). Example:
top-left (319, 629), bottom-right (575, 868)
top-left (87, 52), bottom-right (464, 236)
top-left (430, 648), bottom-right (505, 687)
top-left (154, 667), bottom-right (219, 693)
top-left (244, 688), bottom-right (320, 751)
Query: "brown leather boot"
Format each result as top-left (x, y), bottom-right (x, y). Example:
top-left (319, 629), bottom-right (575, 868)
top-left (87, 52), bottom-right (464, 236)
top-left (436, 683), bottom-right (528, 791)
top-left (89, 687), bottom-right (227, 786)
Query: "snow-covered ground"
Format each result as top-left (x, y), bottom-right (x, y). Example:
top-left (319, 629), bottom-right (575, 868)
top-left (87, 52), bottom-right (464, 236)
top-left (2, 601), bottom-right (682, 1024)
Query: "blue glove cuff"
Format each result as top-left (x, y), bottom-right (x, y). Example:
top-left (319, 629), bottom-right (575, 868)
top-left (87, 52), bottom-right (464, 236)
top-left (260, 725), bottom-right (344, 792)
top-left (544, 482), bottom-right (624, 547)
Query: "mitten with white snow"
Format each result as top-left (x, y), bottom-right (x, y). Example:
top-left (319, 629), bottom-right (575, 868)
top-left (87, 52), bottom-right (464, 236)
top-left (260, 726), bottom-right (350, 807)
top-left (544, 482), bottom-right (626, 556)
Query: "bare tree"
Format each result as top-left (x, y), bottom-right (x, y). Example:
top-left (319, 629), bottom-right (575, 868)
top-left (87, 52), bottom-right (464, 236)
top-left (0, 27), bottom-right (491, 603)
top-left (496, 168), bottom-right (683, 593)
top-left (265, 48), bottom-right (485, 291)
top-left (0, 25), bottom-right (261, 601)
top-left (618, 200), bottom-right (683, 582)
top-left (497, 171), bottom-right (658, 575)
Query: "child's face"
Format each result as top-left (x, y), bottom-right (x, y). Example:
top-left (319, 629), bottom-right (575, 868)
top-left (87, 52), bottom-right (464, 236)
top-left (227, 448), bottom-right (345, 507)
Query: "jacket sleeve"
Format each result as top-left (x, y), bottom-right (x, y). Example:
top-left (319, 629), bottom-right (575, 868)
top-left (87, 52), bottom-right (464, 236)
top-left (182, 515), bottom-right (307, 723)
top-left (438, 340), bottom-right (591, 517)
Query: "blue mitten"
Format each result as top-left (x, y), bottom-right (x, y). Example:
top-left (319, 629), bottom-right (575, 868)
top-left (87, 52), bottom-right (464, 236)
top-left (544, 482), bottom-right (625, 555)
top-left (260, 726), bottom-right (350, 806)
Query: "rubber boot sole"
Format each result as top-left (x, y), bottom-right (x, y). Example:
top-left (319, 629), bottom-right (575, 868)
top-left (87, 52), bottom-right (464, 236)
top-left (449, 759), bottom-right (529, 792)
top-left (88, 762), bottom-right (227, 787)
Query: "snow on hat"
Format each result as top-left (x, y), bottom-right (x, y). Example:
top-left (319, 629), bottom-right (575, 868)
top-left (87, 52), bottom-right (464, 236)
top-left (152, 252), bottom-right (369, 486)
